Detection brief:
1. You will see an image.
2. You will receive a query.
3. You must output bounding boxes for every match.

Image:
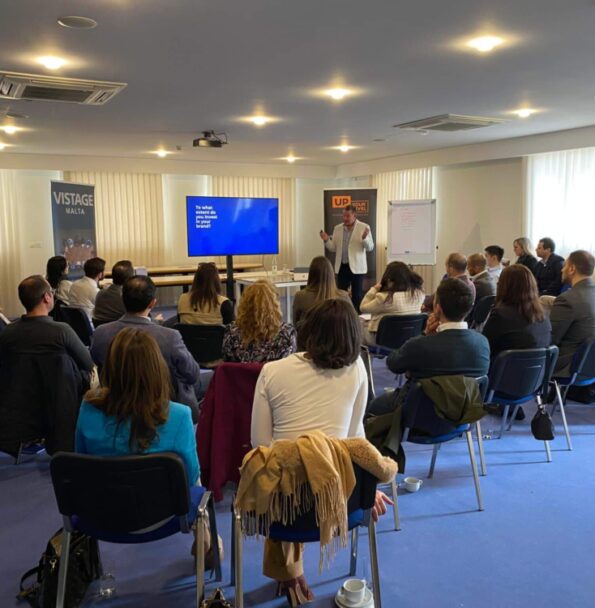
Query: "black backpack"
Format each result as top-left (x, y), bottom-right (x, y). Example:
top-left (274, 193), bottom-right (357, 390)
top-left (18, 528), bottom-right (101, 608)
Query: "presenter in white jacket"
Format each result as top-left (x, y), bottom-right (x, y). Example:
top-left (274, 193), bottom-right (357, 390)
top-left (320, 204), bottom-right (374, 311)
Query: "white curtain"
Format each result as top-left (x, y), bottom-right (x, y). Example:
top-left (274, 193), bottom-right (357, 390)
top-left (526, 148), bottom-right (595, 256)
top-left (211, 176), bottom-right (296, 268)
top-left (372, 167), bottom-right (435, 292)
top-left (0, 170), bottom-right (21, 317)
top-left (64, 172), bottom-right (166, 267)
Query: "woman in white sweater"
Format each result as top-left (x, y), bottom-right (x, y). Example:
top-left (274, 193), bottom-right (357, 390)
top-left (251, 298), bottom-right (392, 607)
top-left (360, 261), bottom-right (425, 345)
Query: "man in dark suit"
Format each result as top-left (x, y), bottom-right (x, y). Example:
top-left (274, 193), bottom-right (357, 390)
top-left (0, 276), bottom-right (94, 455)
top-left (91, 275), bottom-right (202, 421)
top-left (534, 237), bottom-right (565, 296)
top-left (367, 278), bottom-right (490, 415)
top-left (93, 259), bottom-right (134, 324)
top-left (468, 253), bottom-right (497, 301)
top-left (550, 250), bottom-right (595, 376)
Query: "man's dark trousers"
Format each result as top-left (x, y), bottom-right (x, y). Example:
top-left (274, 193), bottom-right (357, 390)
top-left (337, 262), bottom-right (364, 312)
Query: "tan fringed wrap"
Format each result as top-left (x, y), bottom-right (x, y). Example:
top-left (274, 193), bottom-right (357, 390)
top-left (234, 431), bottom-right (398, 570)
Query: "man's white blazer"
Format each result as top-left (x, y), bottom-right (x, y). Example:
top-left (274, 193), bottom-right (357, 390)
top-left (324, 219), bottom-right (374, 274)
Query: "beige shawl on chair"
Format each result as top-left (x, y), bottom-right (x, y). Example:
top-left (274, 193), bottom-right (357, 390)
top-left (234, 430), bottom-right (398, 569)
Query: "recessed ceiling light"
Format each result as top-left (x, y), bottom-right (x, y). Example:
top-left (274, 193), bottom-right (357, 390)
top-left (0, 143), bottom-right (6, 151)
top-left (154, 149), bottom-right (170, 158)
top-left (466, 35), bottom-right (505, 53)
top-left (282, 155), bottom-right (301, 163)
top-left (36, 55), bottom-right (68, 70)
top-left (58, 16), bottom-right (98, 29)
top-left (0, 125), bottom-right (20, 135)
top-left (336, 144), bottom-right (355, 153)
top-left (324, 87), bottom-right (352, 101)
top-left (511, 108), bottom-right (537, 118)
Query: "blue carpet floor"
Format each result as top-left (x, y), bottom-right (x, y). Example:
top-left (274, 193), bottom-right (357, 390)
top-left (2, 358), bottom-right (595, 607)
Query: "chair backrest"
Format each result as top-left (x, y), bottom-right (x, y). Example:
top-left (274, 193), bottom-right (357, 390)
top-left (60, 306), bottom-right (94, 346)
top-left (569, 339), bottom-right (595, 383)
top-left (375, 313), bottom-right (427, 350)
top-left (175, 323), bottom-right (224, 366)
top-left (267, 462), bottom-right (377, 534)
top-left (50, 298), bottom-right (66, 323)
top-left (50, 452), bottom-right (190, 533)
top-left (401, 376), bottom-right (489, 437)
top-left (488, 348), bottom-right (552, 399)
top-left (473, 295), bottom-right (496, 326)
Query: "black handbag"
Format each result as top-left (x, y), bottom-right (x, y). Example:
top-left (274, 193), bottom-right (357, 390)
top-left (531, 404), bottom-right (555, 441)
top-left (200, 588), bottom-right (234, 608)
top-left (18, 528), bottom-right (102, 608)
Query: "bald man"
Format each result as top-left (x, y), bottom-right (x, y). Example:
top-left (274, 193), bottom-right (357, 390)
top-left (445, 253), bottom-right (476, 303)
top-left (468, 253), bottom-right (496, 302)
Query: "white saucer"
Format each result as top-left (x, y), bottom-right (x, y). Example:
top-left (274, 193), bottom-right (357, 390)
top-left (335, 586), bottom-right (374, 608)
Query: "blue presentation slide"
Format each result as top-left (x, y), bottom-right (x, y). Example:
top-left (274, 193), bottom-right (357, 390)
top-left (186, 196), bottom-right (279, 256)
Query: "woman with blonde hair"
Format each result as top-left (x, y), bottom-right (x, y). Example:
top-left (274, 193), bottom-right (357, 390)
top-left (178, 262), bottom-right (234, 325)
top-left (292, 256), bottom-right (351, 326)
top-left (223, 280), bottom-right (296, 362)
top-left (76, 327), bottom-right (199, 485)
top-left (513, 237), bottom-right (538, 273)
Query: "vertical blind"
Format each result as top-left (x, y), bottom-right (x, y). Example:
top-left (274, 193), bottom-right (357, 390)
top-left (526, 148), bottom-right (595, 256)
top-left (372, 167), bottom-right (435, 291)
top-left (0, 170), bottom-right (21, 316)
top-left (64, 172), bottom-right (166, 267)
top-left (211, 176), bottom-right (296, 268)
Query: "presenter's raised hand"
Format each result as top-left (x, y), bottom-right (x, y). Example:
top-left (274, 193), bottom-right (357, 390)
top-left (362, 227), bottom-right (370, 240)
top-left (319, 230), bottom-right (329, 242)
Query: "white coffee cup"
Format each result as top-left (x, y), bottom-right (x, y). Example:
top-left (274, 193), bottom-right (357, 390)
top-left (403, 476), bottom-right (423, 492)
top-left (341, 578), bottom-right (366, 605)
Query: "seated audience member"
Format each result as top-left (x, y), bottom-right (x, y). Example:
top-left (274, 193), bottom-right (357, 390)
top-left (78, 328), bottom-right (199, 484)
top-left (0, 276), bottom-right (94, 455)
top-left (422, 253), bottom-right (475, 312)
top-left (91, 276), bottom-right (201, 422)
top-left (467, 253), bottom-right (497, 302)
top-left (513, 237), bottom-right (538, 273)
top-left (251, 298), bottom-right (392, 605)
top-left (292, 256), bottom-right (350, 326)
top-left (484, 245), bottom-right (505, 281)
top-left (367, 278), bottom-right (490, 417)
top-left (178, 262), bottom-right (234, 325)
top-left (223, 280), bottom-right (296, 363)
top-left (46, 255), bottom-right (72, 304)
top-left (550, 250), bottom-right (595, 376)
top-left (69, 256), bottom-right (106, 319)
top-left (360, 261), bottom-right (425, 345)
top-left (482, 265), bottom-right (551, 359)
top-left (534, 237), bottom-right (565, 296)
top-left (93, 260), bottom-right (134, 324)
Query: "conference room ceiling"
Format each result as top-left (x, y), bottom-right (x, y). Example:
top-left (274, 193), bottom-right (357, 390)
top-left (2, 0), bottom-right (595, 167)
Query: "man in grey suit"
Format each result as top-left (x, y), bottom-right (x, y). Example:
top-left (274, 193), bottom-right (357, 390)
top-left (93, 260), bottom-right (134, 324)
top-left (468, 253), bottom-right (497, 301)
top-left (91, 275), bottom-right (202, 421)
top-left (550, 250), bottom-right (595, 376)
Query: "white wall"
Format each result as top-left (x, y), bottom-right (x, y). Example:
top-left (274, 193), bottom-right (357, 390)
top-left (434, 158), bottom-right (524, 284)
top-left (15, 170), bottom-right (62, 279)
top-left (295, 176), bottom-right (372, 268)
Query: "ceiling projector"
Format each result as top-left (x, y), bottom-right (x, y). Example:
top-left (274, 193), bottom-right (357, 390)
top-left (192, 131), bottom-right (228, 148)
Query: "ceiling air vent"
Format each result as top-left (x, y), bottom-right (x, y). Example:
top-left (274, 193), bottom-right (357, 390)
top-left (393, 114), bottom-right (504, 132)
top-left (0, 71), bottom-right (127, 105)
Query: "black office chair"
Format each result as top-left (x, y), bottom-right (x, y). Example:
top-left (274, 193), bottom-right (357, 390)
top-left (364, 313), bottom-right (427, 397)
top-left (401, 376), bottom-right (489, 511)
top-left (232, 463), bottom-right (382, 608)
top-left (550, 339), bottom-right (595, 451)
top-left (486, 346), bottom-right (559, 461)
top-left (50, 299), bottom-right (66, 323)
top-left (175, 324), bottom-right (224, 368)
top-left (60, 306), bottom-right (94, 346)
top-left (471, 295), bottom-right (496, 329)
top-left (50, 452), bottom-right (222, 608)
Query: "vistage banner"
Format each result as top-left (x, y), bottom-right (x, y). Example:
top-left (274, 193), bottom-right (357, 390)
top-left (51, 181), bottom-right (97, 277)
top-left (323, 188), bottom-right (378, 285)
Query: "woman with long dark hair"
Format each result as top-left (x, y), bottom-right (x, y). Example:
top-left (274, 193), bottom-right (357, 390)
top-left (292, 256), bottom-right (351, 325)
top-left (46, 255), bottom-right (72, 304)
top-left (360, 261), bottom-right (425, 344)
top-left (178, 262), bottom-right (234, 325)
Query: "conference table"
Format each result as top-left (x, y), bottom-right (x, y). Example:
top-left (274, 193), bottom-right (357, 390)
top-left (104, 262), bottom-right (262, 278)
